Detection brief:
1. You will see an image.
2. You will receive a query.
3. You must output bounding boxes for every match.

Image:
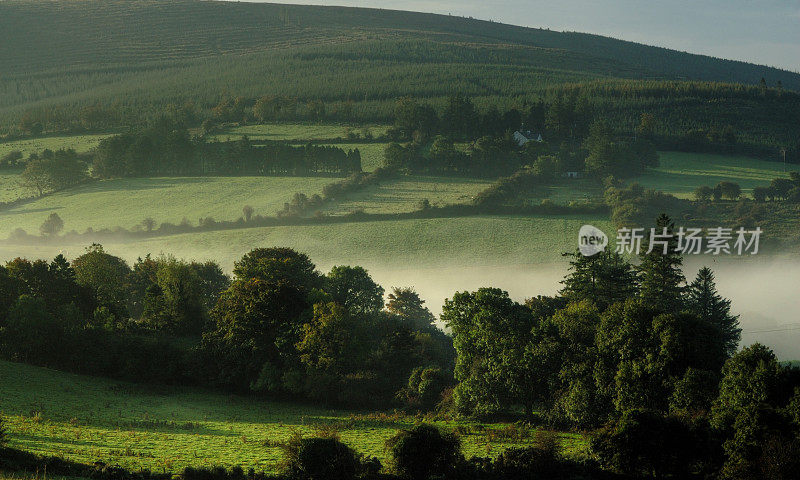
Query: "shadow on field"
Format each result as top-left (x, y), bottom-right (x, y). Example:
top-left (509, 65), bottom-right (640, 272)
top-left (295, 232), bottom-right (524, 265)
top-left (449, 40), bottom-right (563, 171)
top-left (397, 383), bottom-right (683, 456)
top-left (12, 432), bottom-right (108, 449)
top-left (76, 178), bottom-right (210, 194)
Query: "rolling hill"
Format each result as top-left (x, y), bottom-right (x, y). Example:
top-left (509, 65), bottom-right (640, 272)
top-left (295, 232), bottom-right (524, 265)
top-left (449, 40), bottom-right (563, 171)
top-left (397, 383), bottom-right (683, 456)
top-left (1, 0), bottom-right (797, 85)
top-left (1, 0), bottom-right (799, 137)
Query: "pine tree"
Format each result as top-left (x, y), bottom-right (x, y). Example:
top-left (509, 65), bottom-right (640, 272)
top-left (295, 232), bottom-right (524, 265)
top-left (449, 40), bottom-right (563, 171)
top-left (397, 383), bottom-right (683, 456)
top-left (687, 267), bottom-right (741, 359)
top-left (560, 249), bottom-right (638, 310)
top-left (638, 214), bottom-right (685, 312)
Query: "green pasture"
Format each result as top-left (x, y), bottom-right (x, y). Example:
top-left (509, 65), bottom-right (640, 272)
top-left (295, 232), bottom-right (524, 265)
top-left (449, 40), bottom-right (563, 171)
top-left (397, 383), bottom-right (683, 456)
top-left (0, 177), bottom-right (331, 236)
top-left (0, 134), bottom-right (114, 158)
top-left (321, 143), bottom-right (387, 172)
top-left (324, 176), bottom-right (493, 215)
top-left (0, 170), bottom-right (25, 204)
top-left (0, 360), bottom-right (588, 474)
top-left (635, 151), bottom-right (799, 199)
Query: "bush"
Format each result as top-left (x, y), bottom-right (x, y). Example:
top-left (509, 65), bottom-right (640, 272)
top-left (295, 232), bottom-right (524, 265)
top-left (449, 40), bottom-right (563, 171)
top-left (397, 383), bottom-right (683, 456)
top-left (492, 445), bottom-right (563, 479)
top-left (281, 434), bottom-right (370, 480)
top-left (591, 409), bottom-right (710, 478)
top-left (397, 366), bottom-right (452, 412)
top-left (386, 424), bottom-right (462, 479)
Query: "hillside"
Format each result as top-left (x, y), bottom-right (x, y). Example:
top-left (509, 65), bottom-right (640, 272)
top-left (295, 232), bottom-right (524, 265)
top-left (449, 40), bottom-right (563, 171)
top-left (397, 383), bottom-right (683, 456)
top-left (1, 0), bottom-right (799, 135)
top-left (1, 0), bottom-right (797, 85)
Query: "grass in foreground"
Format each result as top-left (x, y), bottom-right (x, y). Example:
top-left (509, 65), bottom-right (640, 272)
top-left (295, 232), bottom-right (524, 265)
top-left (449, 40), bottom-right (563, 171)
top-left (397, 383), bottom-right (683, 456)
top-left (0, 360), bottom-right (588, 473)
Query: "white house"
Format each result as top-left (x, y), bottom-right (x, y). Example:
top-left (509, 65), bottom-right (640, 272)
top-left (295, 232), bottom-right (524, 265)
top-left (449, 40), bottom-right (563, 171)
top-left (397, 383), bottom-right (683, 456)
top-left (513, 130), bottom-right (543, 147)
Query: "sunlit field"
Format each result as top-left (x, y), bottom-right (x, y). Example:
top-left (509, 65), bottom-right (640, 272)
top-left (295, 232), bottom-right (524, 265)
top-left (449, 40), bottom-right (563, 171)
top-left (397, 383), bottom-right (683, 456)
top-left (0, 360), bottom-right (589, 474)
top-left (634, 151), bottom-right (799, 198)
top-left (0, 176), bottom-right (332, 236)
top-left (322, 176), bottom-right (494, 214)
top-left (0, 134), bottom-right (114, 158)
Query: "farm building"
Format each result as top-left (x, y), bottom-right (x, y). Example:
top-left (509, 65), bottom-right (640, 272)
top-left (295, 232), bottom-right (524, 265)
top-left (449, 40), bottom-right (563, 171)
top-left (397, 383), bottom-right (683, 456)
top-left (513, 129), bottom-right (543, 146)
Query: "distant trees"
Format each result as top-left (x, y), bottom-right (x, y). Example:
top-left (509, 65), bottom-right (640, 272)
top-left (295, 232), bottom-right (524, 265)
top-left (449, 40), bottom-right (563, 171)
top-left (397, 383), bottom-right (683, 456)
top-left (242, 205), bottom-right (254, 222)
top-left (39, 213), bottom-right (64, 236)
top-left (752, 186), bottom-right (769, 202)
top-left (717, 181), bottom-right (742, 200)
top-left (583, 119), bottom-right (658, 178)
top-left (695, 185), bottom-right (714, 202)
top-left (19, 148), bottom-right (87, 196)
top-left (141, 217), bottom-right (156, 232)
top-left (93, 120), bottom-right (361, 179)
top-left (0, 150), bottom-right (23, 169)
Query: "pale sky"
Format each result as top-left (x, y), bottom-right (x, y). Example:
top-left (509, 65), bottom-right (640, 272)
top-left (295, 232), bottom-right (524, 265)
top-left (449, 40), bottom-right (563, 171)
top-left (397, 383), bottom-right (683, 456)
top-left (236, 0), bottom-right (800, 72)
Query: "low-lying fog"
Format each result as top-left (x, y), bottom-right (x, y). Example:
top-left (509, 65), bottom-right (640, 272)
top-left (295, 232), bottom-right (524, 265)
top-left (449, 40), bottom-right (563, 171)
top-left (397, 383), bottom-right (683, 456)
top-left (355, 257), bottom-right (800, 361)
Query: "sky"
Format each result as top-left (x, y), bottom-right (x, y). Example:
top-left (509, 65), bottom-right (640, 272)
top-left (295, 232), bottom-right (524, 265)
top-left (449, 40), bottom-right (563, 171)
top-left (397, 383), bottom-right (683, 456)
top-left (236, 0), bottom-right (800, 72)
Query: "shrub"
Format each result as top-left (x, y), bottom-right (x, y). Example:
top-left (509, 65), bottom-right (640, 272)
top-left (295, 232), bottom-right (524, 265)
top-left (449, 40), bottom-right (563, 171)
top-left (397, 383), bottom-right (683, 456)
top-left (591, 409), bottom-right (708, 478)
top-left (386, 424), bottom-right (462, 479)
top-left (492, 443), bottom-right (563, 479)
top-left (397, 366), bottom-right (452, 412)
top-left (280, 433), bottom-right (367, 480)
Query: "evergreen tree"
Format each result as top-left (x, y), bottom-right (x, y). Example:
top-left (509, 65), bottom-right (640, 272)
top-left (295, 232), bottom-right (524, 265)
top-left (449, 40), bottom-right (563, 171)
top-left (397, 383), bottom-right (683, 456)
top-left (638, 214), bottom-right (685, 312)
top-left (687, 267), bottom-right (741, 360)
top-left (560, 249), bottom-right (638, 310)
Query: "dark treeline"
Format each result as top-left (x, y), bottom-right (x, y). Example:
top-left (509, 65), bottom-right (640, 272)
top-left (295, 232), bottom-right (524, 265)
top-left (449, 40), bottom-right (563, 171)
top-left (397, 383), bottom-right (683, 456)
top-left (92, 120), bottom-right (362, 179)
top-left (383, 94), bottom-right (658, 179)
top-left (6, 80), bottom-right (798, 166)
top-left (0, 245), bottom-right (453, 410)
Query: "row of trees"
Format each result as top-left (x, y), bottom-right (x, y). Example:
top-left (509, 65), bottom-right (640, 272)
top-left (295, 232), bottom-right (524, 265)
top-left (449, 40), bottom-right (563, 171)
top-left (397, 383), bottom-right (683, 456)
top-left (0, 246), bottom-right (453, 409)
top-left (390, 94), bottom-right (591, 144)
top-left (386, 93), bottom-right (658, 180)
top-left (693, 174), bottom-right (800, 203)
top-left (92, 120), bottom-right (362, 179)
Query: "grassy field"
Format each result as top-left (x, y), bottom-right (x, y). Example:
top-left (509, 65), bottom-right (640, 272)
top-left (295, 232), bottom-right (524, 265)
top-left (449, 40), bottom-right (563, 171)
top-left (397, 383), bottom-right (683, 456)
top-left (0, 169), bottom-right (25, 204)
top-left (0, 176), bottom-right (332, 236)
top-left (635, 151), bottom-right (800, 199)
top-left (323, 176), bottom-right (493, 215)
top-left (323, 142), bottom-right (387, 172)
top-left (0, 360), bottom-right (588, 474)
top-left (0, 134), bottom-right (114, 158)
